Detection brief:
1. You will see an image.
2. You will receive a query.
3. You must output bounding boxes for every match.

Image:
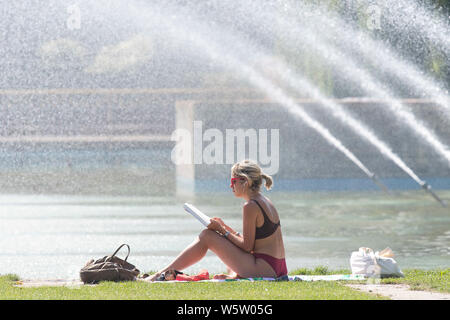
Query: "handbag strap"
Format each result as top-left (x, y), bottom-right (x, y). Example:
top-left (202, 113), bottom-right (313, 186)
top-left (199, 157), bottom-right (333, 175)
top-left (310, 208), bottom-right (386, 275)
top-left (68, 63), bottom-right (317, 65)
top-left (110, 244), bottom-right (131, 262)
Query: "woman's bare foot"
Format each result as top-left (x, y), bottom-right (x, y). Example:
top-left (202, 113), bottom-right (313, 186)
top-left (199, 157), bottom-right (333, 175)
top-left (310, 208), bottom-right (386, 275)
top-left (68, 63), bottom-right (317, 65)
top-left (212, 267), bottom-right (240, 280)
top-left (213, 272), bottom-right (240, 280)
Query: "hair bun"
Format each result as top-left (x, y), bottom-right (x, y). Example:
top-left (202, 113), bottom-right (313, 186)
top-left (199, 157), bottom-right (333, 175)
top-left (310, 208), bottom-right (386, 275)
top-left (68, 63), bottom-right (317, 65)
top-left (261, 172), bottom-right (273, 190)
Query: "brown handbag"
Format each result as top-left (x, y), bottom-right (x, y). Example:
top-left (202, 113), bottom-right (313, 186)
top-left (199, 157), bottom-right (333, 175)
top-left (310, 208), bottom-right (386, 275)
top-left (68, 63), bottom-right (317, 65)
top-left (79, 244), bottom-right (140, 284)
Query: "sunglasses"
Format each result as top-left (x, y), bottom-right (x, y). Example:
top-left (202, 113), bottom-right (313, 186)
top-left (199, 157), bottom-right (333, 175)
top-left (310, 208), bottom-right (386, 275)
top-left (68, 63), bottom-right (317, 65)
top-left (230, 177), bottom-right (245, 188)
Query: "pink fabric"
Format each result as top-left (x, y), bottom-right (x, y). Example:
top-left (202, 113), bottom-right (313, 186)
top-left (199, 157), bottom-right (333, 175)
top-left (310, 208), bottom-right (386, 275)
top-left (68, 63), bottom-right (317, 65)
top-left (176, 269), bottom-right (209, 281)
top-left (253, 252), bottom-right (288, 278)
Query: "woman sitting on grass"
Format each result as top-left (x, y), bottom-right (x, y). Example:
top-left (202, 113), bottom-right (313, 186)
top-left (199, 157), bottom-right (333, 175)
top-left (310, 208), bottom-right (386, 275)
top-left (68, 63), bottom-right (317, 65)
top-left (146, 159), bottom-right (287, 281)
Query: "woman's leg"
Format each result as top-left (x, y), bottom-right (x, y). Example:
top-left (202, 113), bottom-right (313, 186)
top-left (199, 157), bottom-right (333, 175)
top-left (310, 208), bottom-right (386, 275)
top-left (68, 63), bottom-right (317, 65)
top-left (147, 229), bottom-right (276, 281)
top-left (146, 235), bottom-right (209, 280)
top-left (197, 229), bottom-right (277, 278)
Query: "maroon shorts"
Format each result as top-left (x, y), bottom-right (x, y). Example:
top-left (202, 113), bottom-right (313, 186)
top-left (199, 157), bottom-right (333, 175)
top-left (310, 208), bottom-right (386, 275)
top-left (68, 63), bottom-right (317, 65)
top-left (253, 252), bottom-right (288, 278)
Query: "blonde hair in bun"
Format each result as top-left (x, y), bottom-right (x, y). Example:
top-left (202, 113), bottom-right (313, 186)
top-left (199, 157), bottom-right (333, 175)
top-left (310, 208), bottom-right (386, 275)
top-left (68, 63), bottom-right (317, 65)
top-left (231, 159), bottom-right (273, 191)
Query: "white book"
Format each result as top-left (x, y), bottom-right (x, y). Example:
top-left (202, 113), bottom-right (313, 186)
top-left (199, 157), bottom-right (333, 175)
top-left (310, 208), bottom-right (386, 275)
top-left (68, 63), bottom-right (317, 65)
top-left (183, 203), bottom-right (211, 227)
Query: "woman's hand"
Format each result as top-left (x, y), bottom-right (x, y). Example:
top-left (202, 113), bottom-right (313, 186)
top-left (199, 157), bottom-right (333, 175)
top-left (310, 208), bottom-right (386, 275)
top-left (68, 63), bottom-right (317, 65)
top-left (207, 218), bottom-right (226, 235)
top-left (212, 217), bottom-right (226, 228)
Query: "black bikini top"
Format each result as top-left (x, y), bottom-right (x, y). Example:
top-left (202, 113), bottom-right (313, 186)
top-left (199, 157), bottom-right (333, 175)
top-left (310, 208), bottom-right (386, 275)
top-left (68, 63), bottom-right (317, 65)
top-left (252, 199), bottom-right (280, 240)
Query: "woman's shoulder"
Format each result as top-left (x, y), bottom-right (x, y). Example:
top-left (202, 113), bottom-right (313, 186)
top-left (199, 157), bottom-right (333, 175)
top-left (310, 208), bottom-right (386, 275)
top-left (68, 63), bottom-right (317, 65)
top-left (243, 200), bottom-right (258, 210)
top-left (245, 196), bottom-right (276, 214)
top-left (255, 195), bottom-right (275, 209)
top-left (257, 196), bottom-right (279, 219)
top-left (242, 200), bottom-right (260, 217)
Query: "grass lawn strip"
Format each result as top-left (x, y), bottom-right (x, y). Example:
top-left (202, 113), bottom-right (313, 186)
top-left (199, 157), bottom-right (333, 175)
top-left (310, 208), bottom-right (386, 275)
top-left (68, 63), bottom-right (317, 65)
top-left (2, 267), bottom-right (448, 300)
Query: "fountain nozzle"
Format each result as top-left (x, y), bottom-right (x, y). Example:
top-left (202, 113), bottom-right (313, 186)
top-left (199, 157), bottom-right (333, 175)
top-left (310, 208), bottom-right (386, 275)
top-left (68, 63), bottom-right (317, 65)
top-left (420, 181), bottom-right (447, 208)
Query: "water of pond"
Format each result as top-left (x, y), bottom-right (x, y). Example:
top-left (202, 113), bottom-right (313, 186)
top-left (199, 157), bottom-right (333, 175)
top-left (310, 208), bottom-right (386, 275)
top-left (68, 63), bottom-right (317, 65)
top-left (0, 190), bottom-right (449, 279)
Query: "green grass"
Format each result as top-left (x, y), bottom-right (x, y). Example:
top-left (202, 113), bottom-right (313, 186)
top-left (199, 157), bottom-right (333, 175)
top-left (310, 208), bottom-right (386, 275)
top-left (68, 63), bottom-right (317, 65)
top-left (0, 278), bottom-right (388, 300)
top-left (1, 267), bottom-right (448, 300)
top-left (289, 266), bottom-right (351, 275)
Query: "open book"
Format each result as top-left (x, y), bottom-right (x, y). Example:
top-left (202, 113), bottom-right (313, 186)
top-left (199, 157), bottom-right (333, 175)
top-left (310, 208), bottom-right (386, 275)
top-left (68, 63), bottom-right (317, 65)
top-left (183, 203), bottom-right (211, 227)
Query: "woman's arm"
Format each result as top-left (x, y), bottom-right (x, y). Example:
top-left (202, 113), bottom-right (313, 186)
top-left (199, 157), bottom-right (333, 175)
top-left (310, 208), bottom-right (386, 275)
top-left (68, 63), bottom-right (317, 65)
top-left (212, 202), bottom-right (258, 253)
top-left (237, 201), bottom-right (258, 252)
top-left (211, 218), bottom-right (241, 237)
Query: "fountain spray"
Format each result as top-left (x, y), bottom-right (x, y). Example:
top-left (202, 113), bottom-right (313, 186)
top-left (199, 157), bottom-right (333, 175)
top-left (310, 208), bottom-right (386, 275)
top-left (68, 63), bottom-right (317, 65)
top-left (210, 0), bottom-right (446, 205)
top-left (136, 6), bottom-right (390, 193)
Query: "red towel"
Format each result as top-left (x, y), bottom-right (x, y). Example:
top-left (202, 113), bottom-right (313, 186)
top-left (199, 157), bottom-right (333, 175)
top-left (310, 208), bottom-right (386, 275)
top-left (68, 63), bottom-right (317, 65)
top-left (176, 269), bottom-right (209, 281)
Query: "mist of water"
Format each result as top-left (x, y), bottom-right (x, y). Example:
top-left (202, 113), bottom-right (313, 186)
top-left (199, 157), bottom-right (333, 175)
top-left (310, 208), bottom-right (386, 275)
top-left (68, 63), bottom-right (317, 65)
top-left (82, 0), bottom-right (450, 196)
top-left (301, 5), bottom-right (450, 120)
top-left (363, 0), bottom-right (450, 52)
top-left (217, 1), bottom-right (449, 186)
top-left (116, 1), bottom-right (381, 183)
top-left (2, 0), bottom-right (449, 191)
top-left (171, 1), bottom-right (446, 199)
top-left (186, 1), bottom-right (433, 189)
top-left (270, 59), bottom-right (426, 185)
top-left (278, 16), bottom-right (450, 166)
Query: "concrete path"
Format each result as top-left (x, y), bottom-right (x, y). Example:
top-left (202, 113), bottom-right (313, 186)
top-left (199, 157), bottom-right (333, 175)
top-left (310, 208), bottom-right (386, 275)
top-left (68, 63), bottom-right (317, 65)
top-left (14, 279), bottom-right (86, 288)
top-left (346, 284), bottom-right (450, 300)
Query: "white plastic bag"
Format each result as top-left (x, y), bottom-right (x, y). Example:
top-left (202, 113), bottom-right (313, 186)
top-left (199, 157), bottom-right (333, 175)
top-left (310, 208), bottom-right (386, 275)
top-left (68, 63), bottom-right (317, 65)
top-left (350, 247), bottom-right (404, 278)
top-left (374, 248), bottom-right (404, 278)
top-left (350, 247), bottom-right (379, 276)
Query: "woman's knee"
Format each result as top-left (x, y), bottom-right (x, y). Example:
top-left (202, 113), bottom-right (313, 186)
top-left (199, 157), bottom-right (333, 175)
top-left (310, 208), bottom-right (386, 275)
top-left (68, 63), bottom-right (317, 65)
top-left (198, 229), bottom-right (217, 244)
